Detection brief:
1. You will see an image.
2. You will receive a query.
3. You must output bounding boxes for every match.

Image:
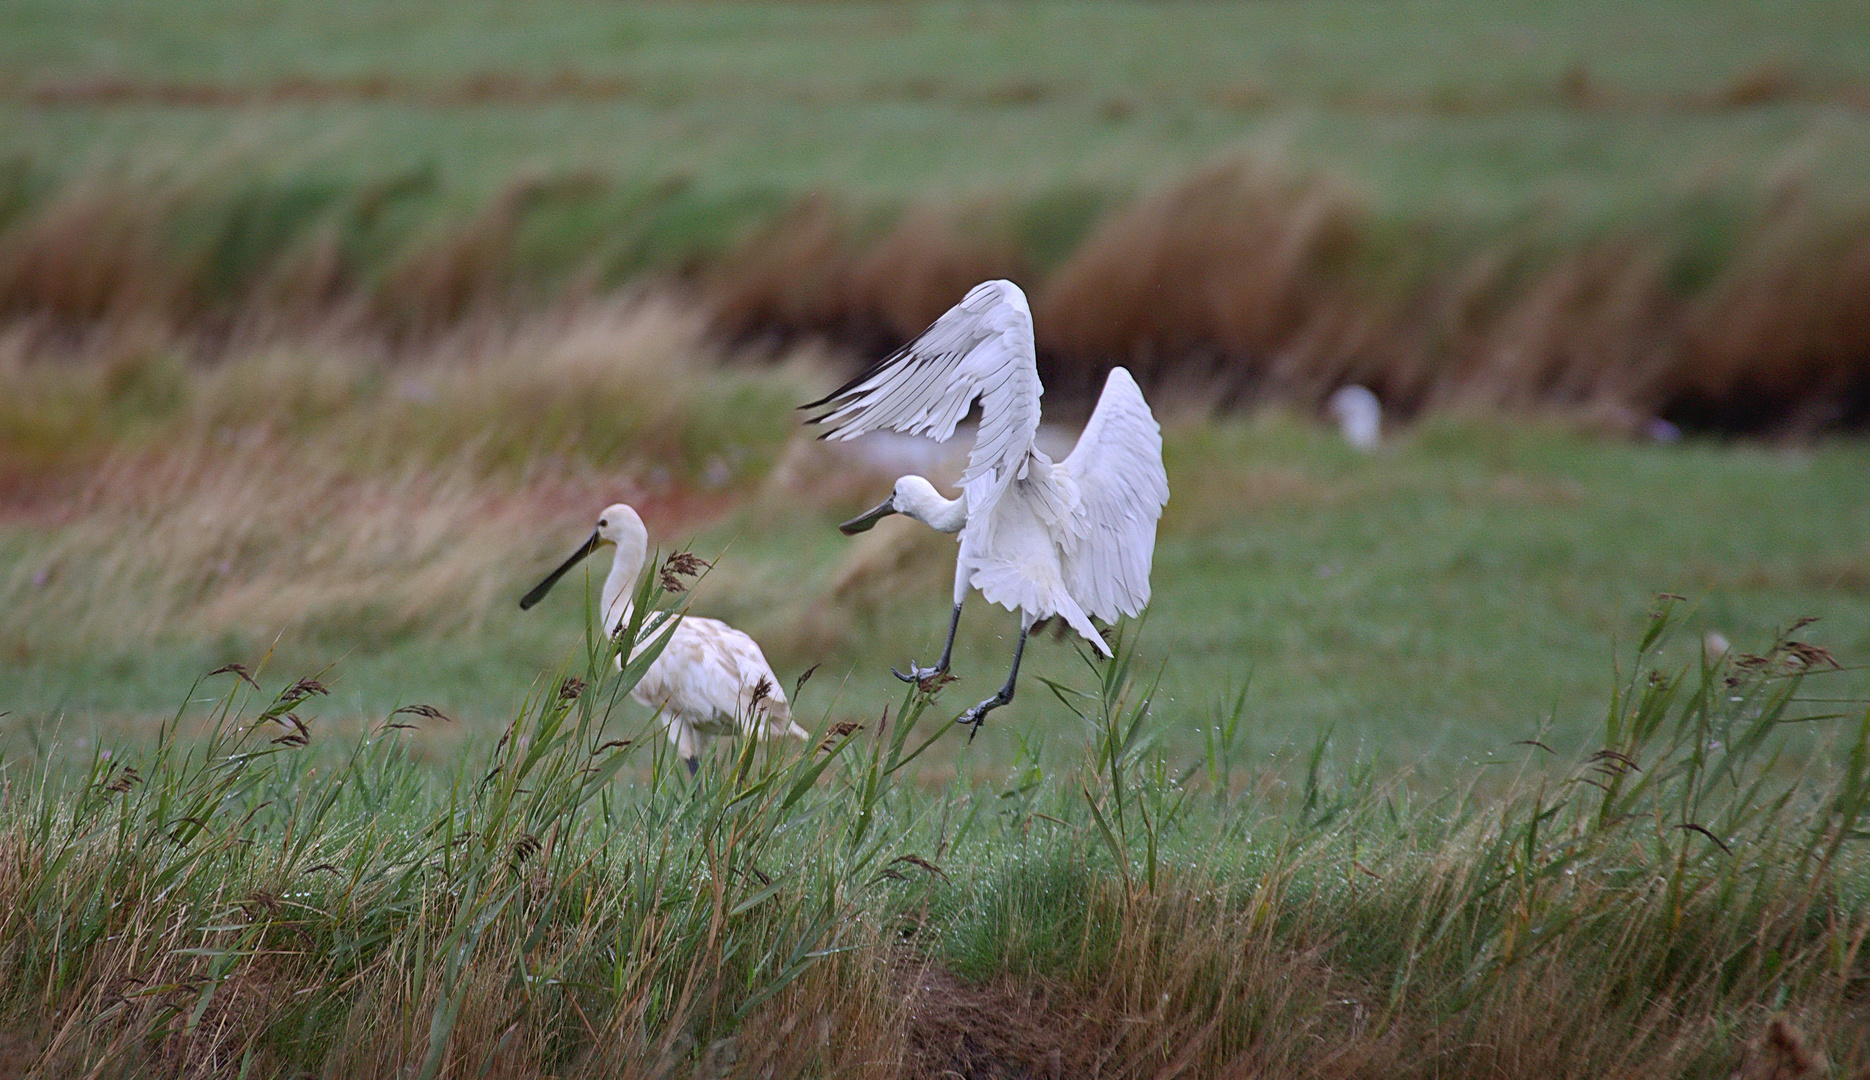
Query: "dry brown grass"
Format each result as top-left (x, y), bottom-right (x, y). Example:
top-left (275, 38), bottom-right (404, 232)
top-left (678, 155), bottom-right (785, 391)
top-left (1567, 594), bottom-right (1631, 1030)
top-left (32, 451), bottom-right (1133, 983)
top-left (0, 174), bottom-right (188, 325)
top-left (0, 438), bottom-right (589, 652)
top-left (1042, 868), bottom-right (1860, 1079)
top-left (1671, 221), bottom-right (1870, 433)
top-left (707, 197), bottom-right (1022, 349)
top-left (1, 607), bottom-right (1868, 1078)
top-left (889, 862), bottom-right (1870, 1080)
top-left (10, 830), bottom-right (1858, 1080)
top-left (5, 152), bottom-right (1869, 432)
top-left (1034, 160), bottom-right (1363, 403)
top-left (0, 300), bottom-right (817, 657)
top-left (0, 835), bottom-right (906, 1080)
top-left (706, 159), bottom-right (1870, 434)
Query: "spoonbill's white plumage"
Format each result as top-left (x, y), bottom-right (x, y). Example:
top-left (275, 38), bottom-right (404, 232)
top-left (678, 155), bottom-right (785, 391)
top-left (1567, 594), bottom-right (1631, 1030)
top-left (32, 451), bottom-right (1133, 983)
top-left (519, 503), bottom-right (806, 773)
top-left (805, 279), bottom-right (1168, 734)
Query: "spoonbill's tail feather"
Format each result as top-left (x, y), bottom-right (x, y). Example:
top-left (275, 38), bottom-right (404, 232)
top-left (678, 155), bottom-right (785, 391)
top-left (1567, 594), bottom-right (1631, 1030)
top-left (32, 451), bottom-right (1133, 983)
top-left (969, 561), bottom-right (1109, 656)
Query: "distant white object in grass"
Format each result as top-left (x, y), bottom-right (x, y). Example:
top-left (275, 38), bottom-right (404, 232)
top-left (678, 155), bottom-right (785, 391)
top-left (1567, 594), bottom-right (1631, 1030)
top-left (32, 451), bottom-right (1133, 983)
top-left (804, 279), bottom-right (1169, 737)
top-left (1644, 417), bottom-right (1683, 444)
top-left (519, 503), bottom-right (806, 773)
top-left (1704, 630), bottom-right (1731, 659)
top-left (1328, 385), bottom-right (1382, 450)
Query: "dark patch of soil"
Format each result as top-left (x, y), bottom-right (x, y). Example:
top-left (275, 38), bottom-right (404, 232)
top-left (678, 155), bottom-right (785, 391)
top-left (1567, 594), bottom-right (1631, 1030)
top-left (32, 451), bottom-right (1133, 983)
top-left (0, 1021), bottom-right (52, 1080)
top-left (901, 964), bottom-right (1113, 1080)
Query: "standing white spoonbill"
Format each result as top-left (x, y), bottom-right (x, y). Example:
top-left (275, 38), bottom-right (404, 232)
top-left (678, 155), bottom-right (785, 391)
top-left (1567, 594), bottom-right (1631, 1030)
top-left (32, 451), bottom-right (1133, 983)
top-left (803, 279), bottom-right (1169, 736)
top-left (519, 503), bottom-right (806, 773)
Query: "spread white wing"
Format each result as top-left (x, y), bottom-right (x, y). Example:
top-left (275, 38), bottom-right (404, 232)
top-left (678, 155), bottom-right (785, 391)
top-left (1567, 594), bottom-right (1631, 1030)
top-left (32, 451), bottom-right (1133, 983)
top-left (803, 279), bottom-right (1043, 494)
top-left (1055, 367), bottom-right (1169, 623)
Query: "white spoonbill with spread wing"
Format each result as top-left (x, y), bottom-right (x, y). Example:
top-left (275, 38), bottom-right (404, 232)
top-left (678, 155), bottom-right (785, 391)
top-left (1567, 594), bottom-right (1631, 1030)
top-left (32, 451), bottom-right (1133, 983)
top-left (804, 279), bottom-right (1169, 735)
top-left (519, 503), bottom-right (806, 773)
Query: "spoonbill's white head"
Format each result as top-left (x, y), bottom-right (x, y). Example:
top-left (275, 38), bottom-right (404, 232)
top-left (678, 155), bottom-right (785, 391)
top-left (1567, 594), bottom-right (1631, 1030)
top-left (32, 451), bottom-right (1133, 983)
top-left (519, 502), bottom-right (649, 611)
top-left (838, 475), bottom-right (965, 536)
top-left (594, 503), bottom-right (648, 566)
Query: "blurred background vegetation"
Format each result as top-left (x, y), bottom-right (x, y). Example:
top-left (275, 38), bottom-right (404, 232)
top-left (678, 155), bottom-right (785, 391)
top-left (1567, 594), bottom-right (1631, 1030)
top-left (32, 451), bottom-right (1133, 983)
top-left (3, 0), bottom-right (1869, 425)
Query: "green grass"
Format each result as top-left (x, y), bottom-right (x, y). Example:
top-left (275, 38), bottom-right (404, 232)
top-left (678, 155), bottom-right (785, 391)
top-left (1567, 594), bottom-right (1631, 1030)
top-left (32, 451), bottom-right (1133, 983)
top-left (0, 601), bottom-right (1865, 1076)
top-left (0, 576), bottom-right (923, 1075)
top-left (7, 411), bottom-right (1870, 777)
top-left (702, 418), bottom-right (1870, 770)
top-left (3, 317), bottom-right (1866, 775)
top-left (5, 0), bottom-right (1870, 285)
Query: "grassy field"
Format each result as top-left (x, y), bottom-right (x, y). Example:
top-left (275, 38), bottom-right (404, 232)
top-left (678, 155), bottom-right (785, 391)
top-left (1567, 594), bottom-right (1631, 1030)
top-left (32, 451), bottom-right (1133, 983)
top-left (0, 574), bottom-right (1865, 1077)
top-left (4, 0), bottom-right (1870, 430)
top-left (5, 2), bottom-right (1870, 1073)
top-left (4, 312), bottom-right (1868, 779)
top-left (8, 0), bottom-right (1870, 215)
top-left (2, 268), bottom-right (1868, 1080)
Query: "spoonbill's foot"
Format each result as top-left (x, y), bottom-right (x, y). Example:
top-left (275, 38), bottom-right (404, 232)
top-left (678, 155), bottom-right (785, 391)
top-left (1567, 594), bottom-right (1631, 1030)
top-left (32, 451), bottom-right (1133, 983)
top-left (955, 695), bottom-right (1009, 742)
top-left (892, 661), bottom-right (947, 684)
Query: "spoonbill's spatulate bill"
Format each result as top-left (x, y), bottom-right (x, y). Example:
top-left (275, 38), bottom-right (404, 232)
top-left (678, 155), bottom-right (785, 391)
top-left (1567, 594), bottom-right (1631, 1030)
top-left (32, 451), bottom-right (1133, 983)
top-left (519, 503), bottom-right (806, 773)
top-left (804, 279), bottom-right (1169, 736)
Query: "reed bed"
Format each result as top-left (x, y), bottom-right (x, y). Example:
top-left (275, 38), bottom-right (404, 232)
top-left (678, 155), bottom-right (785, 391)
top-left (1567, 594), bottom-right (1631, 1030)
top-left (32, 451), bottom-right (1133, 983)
top-left (714, 161), bottom-right (1870, 434)
top-left (1, 597), bottom-right (1867, 1077)
top-left (4, 157), bottom-right (1869, 433)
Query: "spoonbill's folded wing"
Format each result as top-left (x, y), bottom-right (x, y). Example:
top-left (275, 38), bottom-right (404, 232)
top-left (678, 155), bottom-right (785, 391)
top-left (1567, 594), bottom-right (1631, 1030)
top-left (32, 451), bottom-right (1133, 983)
top-left (1055, 367), bottom-right (1169, 623)
top-left (803, 279), bottom-right (1043, 491)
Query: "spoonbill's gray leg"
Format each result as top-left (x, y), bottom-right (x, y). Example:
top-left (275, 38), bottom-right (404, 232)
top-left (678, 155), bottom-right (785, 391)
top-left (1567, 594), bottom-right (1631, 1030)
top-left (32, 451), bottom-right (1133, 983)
top-left (894, 602), bottom-right (963, 684)
top-left (674, 722), bottom-right (702, 776)
top-left (956, 627), bottom-right (1027, 740)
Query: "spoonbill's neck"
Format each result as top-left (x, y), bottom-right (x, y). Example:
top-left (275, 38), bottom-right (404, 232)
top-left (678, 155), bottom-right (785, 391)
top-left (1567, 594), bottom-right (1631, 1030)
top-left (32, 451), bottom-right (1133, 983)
top-left (896, 476), bottom-right (967, 534)
top-left (599, 540), bottom-right (647, 636)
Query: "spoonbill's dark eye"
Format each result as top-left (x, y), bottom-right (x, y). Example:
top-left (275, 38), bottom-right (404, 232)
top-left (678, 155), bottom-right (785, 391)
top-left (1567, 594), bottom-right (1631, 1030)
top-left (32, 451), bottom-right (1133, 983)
top-left (599, 518), bottom-right (608, 527)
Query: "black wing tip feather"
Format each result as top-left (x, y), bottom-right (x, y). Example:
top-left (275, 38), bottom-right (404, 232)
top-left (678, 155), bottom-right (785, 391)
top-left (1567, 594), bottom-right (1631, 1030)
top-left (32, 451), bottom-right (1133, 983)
top-left (795, 337), bottom-right (921, 416)
top-left (795, 296), bottom-right (964, 415)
